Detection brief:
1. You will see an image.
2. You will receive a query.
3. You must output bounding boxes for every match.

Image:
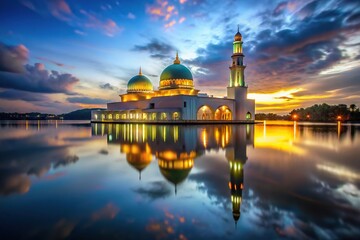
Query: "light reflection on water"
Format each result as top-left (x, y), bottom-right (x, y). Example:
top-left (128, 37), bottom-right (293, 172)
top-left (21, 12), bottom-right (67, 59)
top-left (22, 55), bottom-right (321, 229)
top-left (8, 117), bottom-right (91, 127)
top-left (0, 120), bottom-right (359, 239)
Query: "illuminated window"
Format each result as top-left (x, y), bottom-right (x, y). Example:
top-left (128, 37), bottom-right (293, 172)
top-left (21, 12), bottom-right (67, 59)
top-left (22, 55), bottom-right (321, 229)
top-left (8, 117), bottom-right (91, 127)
top-left (172, 112), bottom-right (180, 120)
top-left (94, 114), bottom-right (98, 119)
top-left (115, 114), bottom-right (120, 120)
top-left (151, 113), bottom-right (156, 120)
top-left (101, 114), bottom-right (105, 119)
top-left (246, 112), bottom-right (251, 120)
top-left (108, 114), bottom-right (112, 120)
top-left (197, 105), bottom-right (213, 120)
top-left (160, 112), bottom-right (167, 120)
top-left (143, 113), bottom-right (148, 120)
top-left (122, 114), bottom-right (126, 119)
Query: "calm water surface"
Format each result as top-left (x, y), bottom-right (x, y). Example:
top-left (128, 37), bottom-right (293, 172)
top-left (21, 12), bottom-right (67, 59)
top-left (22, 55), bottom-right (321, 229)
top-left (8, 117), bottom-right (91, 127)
top-left (0, 120), bottom-right (359, 239)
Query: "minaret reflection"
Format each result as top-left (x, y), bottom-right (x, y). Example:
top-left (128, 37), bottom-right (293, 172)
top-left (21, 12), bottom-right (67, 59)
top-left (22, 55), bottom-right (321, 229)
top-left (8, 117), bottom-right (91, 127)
top-left (91, 123), bottom-right (254, 219)
top-left (225, 125), bottom-right (254, 226)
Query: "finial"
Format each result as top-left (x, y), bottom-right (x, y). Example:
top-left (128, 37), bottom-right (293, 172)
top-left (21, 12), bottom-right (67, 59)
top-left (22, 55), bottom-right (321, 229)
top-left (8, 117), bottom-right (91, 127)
top-left (139, 66), bottom-right (142, 75)
top-left (237, 24), bottom-right (240, 33)
top-left (174, 51), bottom-right (180, 64)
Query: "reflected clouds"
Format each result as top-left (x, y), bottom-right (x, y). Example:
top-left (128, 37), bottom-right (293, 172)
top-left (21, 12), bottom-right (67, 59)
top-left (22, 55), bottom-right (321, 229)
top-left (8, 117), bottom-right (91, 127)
top-left (0, 121), bottom-right (359, 239)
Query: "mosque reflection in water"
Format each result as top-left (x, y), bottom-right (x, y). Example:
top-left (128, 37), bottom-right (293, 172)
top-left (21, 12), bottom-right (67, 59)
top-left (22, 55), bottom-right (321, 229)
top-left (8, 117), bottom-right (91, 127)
top-left (92, 123), bottom-right (253, 224)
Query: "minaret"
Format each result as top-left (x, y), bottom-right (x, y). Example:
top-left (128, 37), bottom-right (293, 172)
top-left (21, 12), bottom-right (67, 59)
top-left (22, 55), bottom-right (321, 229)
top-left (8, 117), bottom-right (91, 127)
top-left (227, 27), bottom-right (255, 121)
top-left (229, 26), bottom-right (246, 87)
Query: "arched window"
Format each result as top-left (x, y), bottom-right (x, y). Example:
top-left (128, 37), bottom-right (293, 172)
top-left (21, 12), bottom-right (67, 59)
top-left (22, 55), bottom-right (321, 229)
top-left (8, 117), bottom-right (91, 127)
top-left (246, 112), bottom-right (252, 120)
top-left (197, 106), bottom-right (213, 120)
top-left (215, 106), bottom-right (232, 120)
top-left (172, 112), bottom-right (180, 120)
top-left (151, 113), bottom-right (157, 120)
top-left (115, 114), bottom-right (120, 120)
top-left (160, 112), bottom-right (167, 120)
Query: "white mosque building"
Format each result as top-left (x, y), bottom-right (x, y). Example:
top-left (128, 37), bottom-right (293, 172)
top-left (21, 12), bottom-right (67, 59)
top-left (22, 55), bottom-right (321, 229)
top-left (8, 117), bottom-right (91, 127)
top-left (91, 30), bottom-right (255, 123)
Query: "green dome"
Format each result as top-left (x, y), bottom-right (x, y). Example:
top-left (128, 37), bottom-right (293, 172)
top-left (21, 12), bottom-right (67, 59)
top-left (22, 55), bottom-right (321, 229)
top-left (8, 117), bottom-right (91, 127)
top-left (127, 69), bottom-right (153, 93)
top-left (159, 53), bottom-right (194, 90)
top-left (159, 168), bottom-right (192, 185)
top-left (160, 64), bottom-right (193, 81)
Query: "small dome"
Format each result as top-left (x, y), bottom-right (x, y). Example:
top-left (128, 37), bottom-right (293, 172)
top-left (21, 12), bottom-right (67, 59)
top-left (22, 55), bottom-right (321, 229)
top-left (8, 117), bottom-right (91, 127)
top-left (159, 53), bottom-right (194, 90)
top-left (127, 68), bottom-right (153, 93)
top-left (234, 31), bottom-right (242, 41)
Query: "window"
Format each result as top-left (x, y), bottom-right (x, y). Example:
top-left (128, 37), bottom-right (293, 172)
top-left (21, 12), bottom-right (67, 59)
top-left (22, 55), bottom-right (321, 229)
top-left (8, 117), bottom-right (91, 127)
top-left (149, 103), bottom-right (155, 109)
top-left (183, 101), bottom-right (187, 108)
top-left (246, 112), bottom-right (251, 120)
top-left (173, 112), bottom-right (180, 120)
top-left (160, 112), bottom-right (167, 120)
top-left (115, 114), bottom-right (120, 120)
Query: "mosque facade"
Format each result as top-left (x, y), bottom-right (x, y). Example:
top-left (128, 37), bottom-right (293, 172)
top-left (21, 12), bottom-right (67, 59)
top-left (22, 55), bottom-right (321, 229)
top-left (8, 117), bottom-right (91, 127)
top-left (91, 30), bottom-right (255, 123)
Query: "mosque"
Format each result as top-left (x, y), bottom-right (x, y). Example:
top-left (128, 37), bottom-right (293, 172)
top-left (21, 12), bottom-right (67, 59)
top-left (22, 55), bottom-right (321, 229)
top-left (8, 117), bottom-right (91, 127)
top-left (91, 29), bottom-right (255, 123)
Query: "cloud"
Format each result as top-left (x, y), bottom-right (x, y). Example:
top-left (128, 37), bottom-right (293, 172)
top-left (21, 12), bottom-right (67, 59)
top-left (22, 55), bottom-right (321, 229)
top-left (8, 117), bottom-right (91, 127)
top-left (127, 12), bottom-right (136, 19)
top-left (0, 90), bottom-right (50, 102)
top-left (99, 83), bottom-right (117, 91)
top-left (91, 203), bottom-right (120, 221)
top-left (0, 42), bottom-right (28, 73)
top-left (53, 155), bottom-right (79, 168)
top-left (49, 219), bottom-right (76, 240)
top-left (0, 131), bottom-right (85, 195)
top-left (80, 10), bottom-right (122, 37)
top-left (74, 29), bottom-right (86, 36)
top-left (0, 62), bottom-right (79, 94)
top-left (134, 181), bottom-right (172, 200)
top-left (133, 38), bottom-right (175, 59)
top-left (67, 96), bottom-right (108, 104)
top-left (22, 0), bottom-right (122, 37)
top-left (0, 42), bottom-right (79, 95)
top-left (146, 0), bottom-right (184, 28)
top-left (48, 0), bottom-right (73, 21)
top-left (35, 57), bottom-right (74, 68)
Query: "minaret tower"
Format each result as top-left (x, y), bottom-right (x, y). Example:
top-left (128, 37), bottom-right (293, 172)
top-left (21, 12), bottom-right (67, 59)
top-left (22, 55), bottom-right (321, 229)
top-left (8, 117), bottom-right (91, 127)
top-left (229, 26), bottom-right (246, 87)
top-left (227, 27), bottom-right (255, 121)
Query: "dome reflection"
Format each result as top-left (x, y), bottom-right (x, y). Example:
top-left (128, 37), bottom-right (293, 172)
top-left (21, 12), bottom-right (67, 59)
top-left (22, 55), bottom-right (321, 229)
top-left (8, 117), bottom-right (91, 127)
top-left (92, 123), bottom-right (254, 224)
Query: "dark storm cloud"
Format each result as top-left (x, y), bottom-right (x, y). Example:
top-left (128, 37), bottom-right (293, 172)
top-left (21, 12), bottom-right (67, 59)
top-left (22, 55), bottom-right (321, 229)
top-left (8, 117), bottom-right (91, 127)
top-left (132, 38), bottom-right (175, 59)
top-left (67, 96), bottom-right (108, 104)
top-left (0, 90), bottom-right (49, 102)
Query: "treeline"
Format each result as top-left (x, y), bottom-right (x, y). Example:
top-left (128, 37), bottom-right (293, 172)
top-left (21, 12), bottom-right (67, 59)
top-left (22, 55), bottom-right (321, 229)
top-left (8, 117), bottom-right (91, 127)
top-left (0, 108), bottom-right (105, 120)
top-left (256, 103), bottom-right (360, 122)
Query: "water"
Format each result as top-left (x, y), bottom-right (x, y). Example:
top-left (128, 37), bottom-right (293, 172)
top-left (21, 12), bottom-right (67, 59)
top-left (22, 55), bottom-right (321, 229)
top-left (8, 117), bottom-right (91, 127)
top-left (0, 120), bottom-right (359, 239)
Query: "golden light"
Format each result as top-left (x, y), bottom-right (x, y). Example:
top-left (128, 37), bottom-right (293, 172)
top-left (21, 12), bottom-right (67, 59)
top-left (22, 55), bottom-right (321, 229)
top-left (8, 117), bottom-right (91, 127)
top-left (337, 115), bottom-right (342, 120)
top-left (292, 114), bottom-right (298, 120)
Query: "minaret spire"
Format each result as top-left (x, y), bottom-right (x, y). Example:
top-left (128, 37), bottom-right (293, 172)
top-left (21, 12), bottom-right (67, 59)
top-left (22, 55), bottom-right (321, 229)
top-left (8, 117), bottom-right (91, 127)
top-left (174, 51), bottom-right (180, 64)
top-left (139, 66), bottom-right (142, 75)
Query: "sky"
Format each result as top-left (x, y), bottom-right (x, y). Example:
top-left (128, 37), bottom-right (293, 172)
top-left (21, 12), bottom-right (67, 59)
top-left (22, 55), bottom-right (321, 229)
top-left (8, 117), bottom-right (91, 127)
top-left (0, 0), bottom-right (359, 114)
